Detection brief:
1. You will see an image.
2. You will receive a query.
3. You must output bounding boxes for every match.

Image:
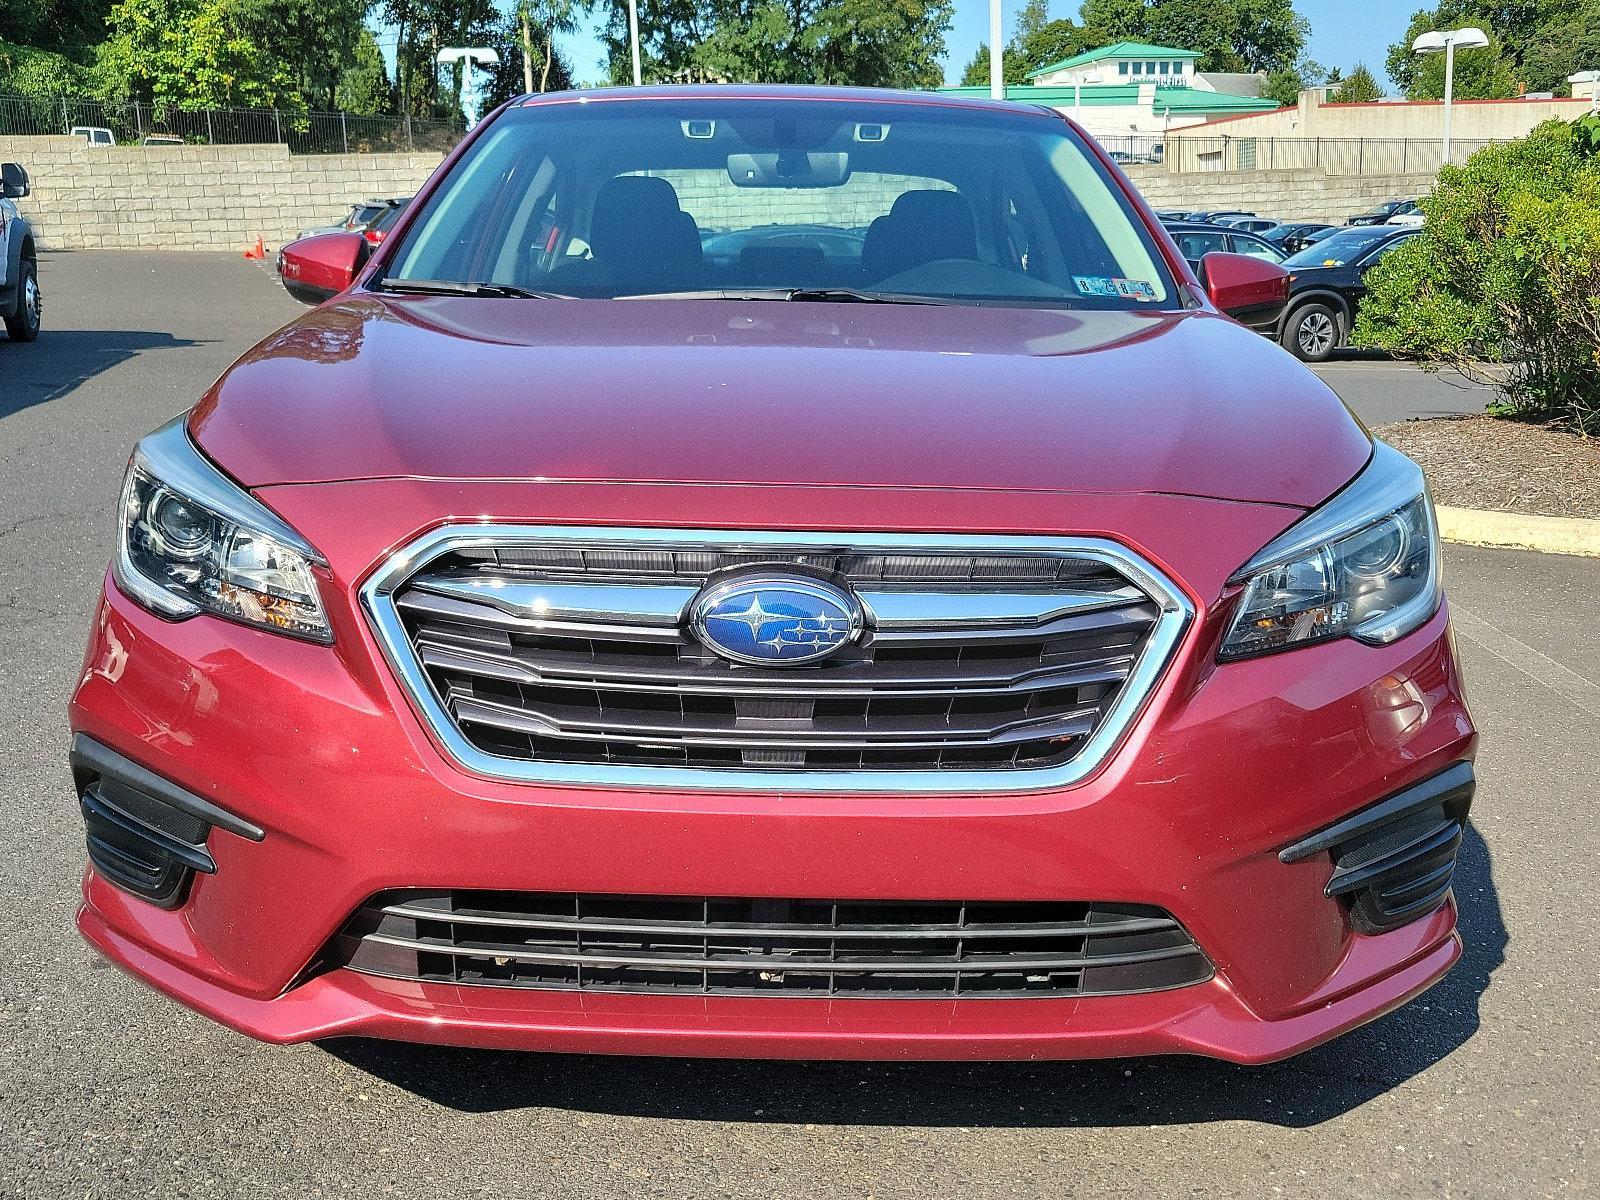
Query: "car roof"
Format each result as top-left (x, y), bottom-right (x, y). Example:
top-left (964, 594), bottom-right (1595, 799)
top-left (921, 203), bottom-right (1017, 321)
top-left (513, 83), bottom-right (1067, 122)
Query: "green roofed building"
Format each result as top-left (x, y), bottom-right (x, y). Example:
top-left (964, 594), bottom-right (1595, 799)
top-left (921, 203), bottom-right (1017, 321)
top-left (937, 42), bottom-right (1281, 158)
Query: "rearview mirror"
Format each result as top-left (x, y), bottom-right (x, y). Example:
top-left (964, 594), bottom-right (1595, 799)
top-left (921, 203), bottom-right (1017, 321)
top-left (0, 162), bottom-right (29, 199)
top-left (277, 232), bottom-right (368, 305)
top-left (727, 151), bottom-right (849, 189)
top-left (1200, 252), bottom-right (1289, 328)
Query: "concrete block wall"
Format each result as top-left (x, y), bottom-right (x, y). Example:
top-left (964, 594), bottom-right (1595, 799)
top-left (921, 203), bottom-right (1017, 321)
top-left (0, 133), bottom-right (1441, 251)
top-left (0, 136), bottom-right (445, 251)
top-left (1121, 165), bottom-right (1440, 225)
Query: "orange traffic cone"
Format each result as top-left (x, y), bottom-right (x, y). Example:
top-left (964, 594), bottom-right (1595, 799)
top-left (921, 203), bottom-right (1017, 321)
top-left (243, 237), bottom-right (265, 260)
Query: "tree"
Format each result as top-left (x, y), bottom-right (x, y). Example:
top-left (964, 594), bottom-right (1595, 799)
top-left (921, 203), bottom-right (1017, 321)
top-left (1386, 8), bottom-right (1519, 100)
top-left (1355, 114), bottom-right (1600, 434)
top-left (103, 0), bottom-right (302, 110)
top-left (1260, 56), bottom-right (1326, 106)
top-left (1329, 62), bottom-right (1382, 102)
top-left (960, 0), bottom-right (1096, 86)
top-left (596, 0), bottom-right (952, 88)
top-left (1076, 0), bottom-right (1309, 73)
top-left (1384, 2), bottom-right (1600, 98)
top-left (517, 0), bottom-right (580, 92)
top-left (335, 27), bottom-right (389, 114)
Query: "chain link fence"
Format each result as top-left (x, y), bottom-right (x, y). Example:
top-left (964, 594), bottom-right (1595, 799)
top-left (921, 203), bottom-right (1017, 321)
top-left (0, 93), bottom-right (465, 154)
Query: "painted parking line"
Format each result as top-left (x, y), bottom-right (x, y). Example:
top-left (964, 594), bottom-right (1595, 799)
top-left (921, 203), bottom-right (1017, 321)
top-left (1449, 603), bottom-right (1600, 716)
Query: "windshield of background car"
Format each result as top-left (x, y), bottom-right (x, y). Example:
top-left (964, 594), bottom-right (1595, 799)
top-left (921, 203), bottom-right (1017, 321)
top-left (1284, 226), bottom-right (1398, 268)
top-left (385, 98), bottom-right (1178, 309)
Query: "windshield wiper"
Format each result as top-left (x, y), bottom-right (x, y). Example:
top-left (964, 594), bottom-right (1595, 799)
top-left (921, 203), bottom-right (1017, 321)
top-left (376, 277), bottom-right (570, 299)
top-left (616, 287), bottom-right (944, 305)
top-left (784, 287), bottom-right (945, 305)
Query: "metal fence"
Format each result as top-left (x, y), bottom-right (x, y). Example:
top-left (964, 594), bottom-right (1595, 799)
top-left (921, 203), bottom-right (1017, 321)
top-left (0, 94), bottom-right (464, 154)
top-left (1149, 136), bottom-right (1506, 175)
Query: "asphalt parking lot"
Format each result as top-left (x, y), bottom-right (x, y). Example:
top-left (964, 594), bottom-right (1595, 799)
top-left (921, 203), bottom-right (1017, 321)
top-left (1, 252), bottom-right (1595, 1199)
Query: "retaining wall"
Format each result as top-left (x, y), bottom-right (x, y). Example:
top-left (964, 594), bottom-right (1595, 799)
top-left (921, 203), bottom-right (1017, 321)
top-left (0, 134), bottom-right (1441, 251)
top-left (0, 136), bottom-right (444, 251)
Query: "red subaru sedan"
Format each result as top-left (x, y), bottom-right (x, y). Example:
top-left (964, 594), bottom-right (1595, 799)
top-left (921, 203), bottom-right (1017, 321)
top-left (70, 87), bottom-right (1476, 1064)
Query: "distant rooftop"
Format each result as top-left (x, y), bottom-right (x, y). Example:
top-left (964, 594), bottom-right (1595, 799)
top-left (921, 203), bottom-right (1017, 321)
top-left (936, 83), bottom-right (1281, 113)
top-left (1025, 42), bottom-right (1203, 80)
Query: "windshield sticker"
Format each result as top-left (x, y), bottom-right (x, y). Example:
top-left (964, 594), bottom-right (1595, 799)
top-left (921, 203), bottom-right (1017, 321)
top-left (1074, 276), bottom-right (1159, 301)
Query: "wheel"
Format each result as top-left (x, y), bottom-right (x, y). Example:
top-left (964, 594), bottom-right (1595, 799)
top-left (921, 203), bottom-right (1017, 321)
top-left (1283, 301), bottom-right (1339, 362)
top-left (4, 258), bottom-right (40, 342)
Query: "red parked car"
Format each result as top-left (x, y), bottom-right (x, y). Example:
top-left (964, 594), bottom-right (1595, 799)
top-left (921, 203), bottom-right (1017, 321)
top-left (71, 87), bottom-right (1475, 1064)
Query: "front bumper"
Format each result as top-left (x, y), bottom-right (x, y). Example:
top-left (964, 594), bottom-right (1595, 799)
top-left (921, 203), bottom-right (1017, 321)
top-left (70, 544), bottom-right (1476, 1063)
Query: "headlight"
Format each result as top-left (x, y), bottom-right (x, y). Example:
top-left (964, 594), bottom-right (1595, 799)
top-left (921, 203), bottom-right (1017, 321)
top-left (1219, 443), bottom-right (1439, 661)
top-left (113, 418), bottom-right (332, 643)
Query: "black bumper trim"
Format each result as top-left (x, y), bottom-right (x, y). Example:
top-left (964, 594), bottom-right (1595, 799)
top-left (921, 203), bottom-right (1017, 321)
top-left (1280, 762), bottom-right (1475, 936)
top-left (1280, 762), bottom-right (1474, 865)
top-left (70, 735), bottom-right (264, 842)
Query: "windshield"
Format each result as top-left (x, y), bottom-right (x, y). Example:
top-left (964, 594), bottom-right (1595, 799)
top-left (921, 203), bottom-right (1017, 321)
top-left (383, 96), bottom-right (1177, 309)
top-left (1284, 226), bottom-right (1398, 268)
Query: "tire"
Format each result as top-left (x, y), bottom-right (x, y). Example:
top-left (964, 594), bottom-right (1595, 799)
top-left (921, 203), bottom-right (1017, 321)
top-left (4, 257), bottom-right (41, 342)
top-left (1282, 301), bottom-right (1340, 362)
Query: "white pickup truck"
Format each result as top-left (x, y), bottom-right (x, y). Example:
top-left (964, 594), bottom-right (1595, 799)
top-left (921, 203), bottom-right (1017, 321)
top-left (1, 161), bottom-right (40, 341)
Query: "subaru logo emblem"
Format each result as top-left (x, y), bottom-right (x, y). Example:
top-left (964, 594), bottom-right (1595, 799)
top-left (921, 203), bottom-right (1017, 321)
top-left (690, 574), bottom-right (863, 666)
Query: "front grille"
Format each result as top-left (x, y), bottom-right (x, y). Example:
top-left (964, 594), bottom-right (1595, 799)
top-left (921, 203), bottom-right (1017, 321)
top-left (363, 528), bottom-right (1189, 789)
top-left (328, 891), bottom-right (1213, 999)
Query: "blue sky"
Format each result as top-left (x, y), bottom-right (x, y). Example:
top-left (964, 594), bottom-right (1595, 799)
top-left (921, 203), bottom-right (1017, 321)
top-left (550, 0), bottom-right (1409, 89)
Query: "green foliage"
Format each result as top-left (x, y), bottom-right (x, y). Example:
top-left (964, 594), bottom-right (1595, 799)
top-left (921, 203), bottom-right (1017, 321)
top-left (1076, 0), bottom-right (1309, 73)
top-left (1260, 56), bottom-right (1326, 106)
top-left (1355, 116), bottom-right (1600, 434)
top-left (597, 0), bottom-right (953, 88)
top-left (0, 36), bottom-right (97, 97)
top-left (1386, 2), bottom-right (1600, 98)
top-left (103, 0), bottom-right (303, 110)
top-left (961, 0), bottom-right (1097, 85)
top-left (334, 27), bottom-right (389, 115)
top-left (0, 0), bottom-right (115, 62)
top-left (1329, 62), bottom-right (1382, 102)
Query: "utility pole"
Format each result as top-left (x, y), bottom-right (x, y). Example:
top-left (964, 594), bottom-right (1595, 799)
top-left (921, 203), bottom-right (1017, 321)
top-left (989, 0), bottom-right (1003, 100)
top-left (521, 7), bottom-right (535, 94)
top-left (628, 0), bottom-right (643, 86)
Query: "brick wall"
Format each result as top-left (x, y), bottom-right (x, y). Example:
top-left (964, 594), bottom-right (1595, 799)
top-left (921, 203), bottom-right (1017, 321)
top-left (0, 136), bottom-right (444, 251)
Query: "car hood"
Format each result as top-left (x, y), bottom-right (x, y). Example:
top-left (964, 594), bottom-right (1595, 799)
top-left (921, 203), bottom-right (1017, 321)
top-left (190, 294), bottom-right (1370, 508)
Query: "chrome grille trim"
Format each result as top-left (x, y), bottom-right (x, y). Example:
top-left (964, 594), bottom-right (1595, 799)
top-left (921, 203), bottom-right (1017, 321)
top-left (360, 526), bottom-right (1194, 794)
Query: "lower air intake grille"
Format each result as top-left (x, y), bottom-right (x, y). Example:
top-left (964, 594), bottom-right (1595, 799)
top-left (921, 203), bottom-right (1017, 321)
top-left (327, 891), bottom-right (1213, 999)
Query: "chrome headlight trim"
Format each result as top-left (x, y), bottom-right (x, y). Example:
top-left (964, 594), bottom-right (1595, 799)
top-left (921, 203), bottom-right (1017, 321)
top-left (112, 416), bottom-right (332, 642)
top-left (1221, 442), bottom-right (1441, 659)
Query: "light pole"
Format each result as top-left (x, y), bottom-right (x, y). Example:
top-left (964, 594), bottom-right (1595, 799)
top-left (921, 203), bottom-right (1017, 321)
top-left (436, 48), bottom-right (501, 129)
top-left (989, 0), bottom-right (1003, 100)
top-left (1570, 70), bottom-right (1600, 113)
top-left (627, 0), bottom-right (643, 86)
top-left (1072, 69), bottom-right (1103, 125)
top-left (1411, 26), bottom-right (1489, 166)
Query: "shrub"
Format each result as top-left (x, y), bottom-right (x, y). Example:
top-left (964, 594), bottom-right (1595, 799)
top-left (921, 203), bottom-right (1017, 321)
top-left (1355, 115), bottom-right (1600, 435)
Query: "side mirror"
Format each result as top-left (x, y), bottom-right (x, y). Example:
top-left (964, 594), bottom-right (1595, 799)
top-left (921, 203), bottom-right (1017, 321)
top-left (1, 162), bottom-right (29, 199)
top-left (1200, 251), bottom-right (1289, 329)
top-left (277, 232), bottom-right (368, 306)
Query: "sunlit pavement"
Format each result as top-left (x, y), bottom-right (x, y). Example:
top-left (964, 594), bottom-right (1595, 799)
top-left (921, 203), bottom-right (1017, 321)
top-left (1, 253), bottom-right (1592, 1198)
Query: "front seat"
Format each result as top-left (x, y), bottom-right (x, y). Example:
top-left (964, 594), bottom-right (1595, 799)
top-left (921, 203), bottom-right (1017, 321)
top-left (568, 175), bottom-right (704, 292)
top-left (861, 190), bottom-right (978, 282)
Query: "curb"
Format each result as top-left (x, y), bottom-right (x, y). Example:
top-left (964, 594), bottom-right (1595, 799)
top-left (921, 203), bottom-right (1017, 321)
top-left (1436, 505), bottom-right (1600, 558)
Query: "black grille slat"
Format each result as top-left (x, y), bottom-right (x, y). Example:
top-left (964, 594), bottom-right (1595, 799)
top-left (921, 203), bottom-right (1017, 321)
top-left (330, 891), bottom-right (1213, 999)
top-left (390, 542), bottom-right (1163, 774)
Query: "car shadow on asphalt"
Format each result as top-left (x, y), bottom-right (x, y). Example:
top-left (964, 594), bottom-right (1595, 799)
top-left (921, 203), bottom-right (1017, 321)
top-left (322, 826), bottom-right (1506, 1129)
top-left (0, 329), bottom-right (205, 420)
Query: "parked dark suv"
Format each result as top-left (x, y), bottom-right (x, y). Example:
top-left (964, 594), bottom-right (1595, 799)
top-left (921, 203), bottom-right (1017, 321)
top-left (1277, 225), bottom-right (1419, 361)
